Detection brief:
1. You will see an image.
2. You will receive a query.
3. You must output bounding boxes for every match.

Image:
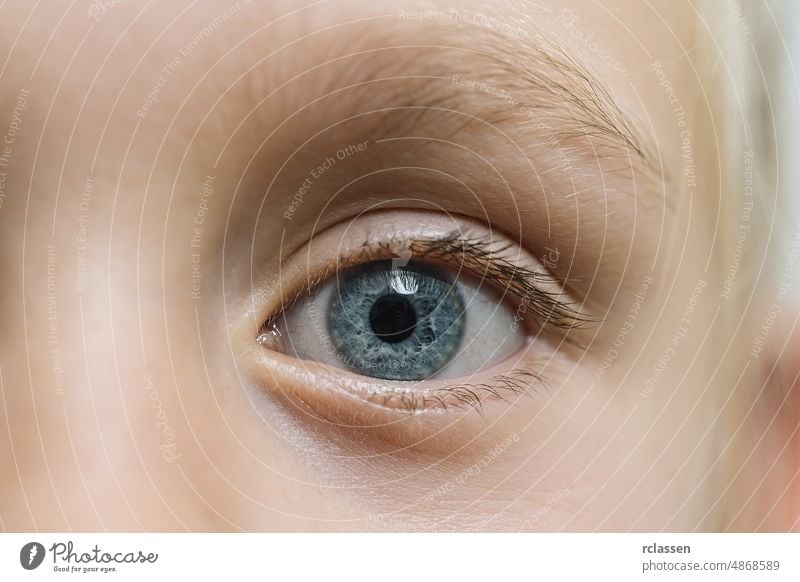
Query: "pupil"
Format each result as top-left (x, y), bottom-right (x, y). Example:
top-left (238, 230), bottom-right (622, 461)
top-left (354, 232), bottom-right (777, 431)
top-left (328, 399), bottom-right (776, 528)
top-left (369, 293), bottom-right (417, 343)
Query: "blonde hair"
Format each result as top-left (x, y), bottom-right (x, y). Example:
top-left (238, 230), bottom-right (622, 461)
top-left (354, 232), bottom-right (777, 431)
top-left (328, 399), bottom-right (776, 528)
top-left (697, 0), bottom-right (797, 530)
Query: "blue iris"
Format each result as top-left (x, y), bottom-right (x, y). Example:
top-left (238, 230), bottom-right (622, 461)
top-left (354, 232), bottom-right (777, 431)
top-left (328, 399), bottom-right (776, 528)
top-left (328, 261), bottom-right (465, 380)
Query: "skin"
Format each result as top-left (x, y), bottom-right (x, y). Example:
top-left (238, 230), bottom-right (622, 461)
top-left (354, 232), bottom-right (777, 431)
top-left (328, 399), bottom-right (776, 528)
top-left (0, 0), bottom-right (797, 531)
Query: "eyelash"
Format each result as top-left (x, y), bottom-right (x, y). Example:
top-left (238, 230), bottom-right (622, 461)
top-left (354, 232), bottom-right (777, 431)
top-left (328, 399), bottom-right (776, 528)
top-left (259, 231), bottom-right (591, 413)
top-left (364, 366), bottom-right (549, 414)
top-left (403, 233), bottom-right (589, 332)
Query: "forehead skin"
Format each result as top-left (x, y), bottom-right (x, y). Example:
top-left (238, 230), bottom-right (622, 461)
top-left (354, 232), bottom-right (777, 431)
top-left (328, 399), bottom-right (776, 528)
top-left (0, 0), bottom-right (717, 532)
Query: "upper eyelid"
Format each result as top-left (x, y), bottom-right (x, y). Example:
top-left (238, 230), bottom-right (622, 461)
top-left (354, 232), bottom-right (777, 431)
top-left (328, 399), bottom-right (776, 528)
top-left (262, 228), bottom-right (592, 339)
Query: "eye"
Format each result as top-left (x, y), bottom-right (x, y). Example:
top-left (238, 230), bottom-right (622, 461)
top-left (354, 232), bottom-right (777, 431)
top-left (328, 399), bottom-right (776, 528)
top-left (251, 211), bottom-right (589, 415)
top-left (269, 259), bottom-right (524, 381)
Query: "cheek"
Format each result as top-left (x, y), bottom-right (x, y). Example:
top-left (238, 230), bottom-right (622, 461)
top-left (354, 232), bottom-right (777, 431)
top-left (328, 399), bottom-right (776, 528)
top-left (234, 360), bottom-right (624, 530)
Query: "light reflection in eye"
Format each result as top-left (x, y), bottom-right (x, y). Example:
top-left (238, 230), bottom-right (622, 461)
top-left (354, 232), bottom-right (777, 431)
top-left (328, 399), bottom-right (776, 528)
top-left (389, 270), bottom-right (419, 295)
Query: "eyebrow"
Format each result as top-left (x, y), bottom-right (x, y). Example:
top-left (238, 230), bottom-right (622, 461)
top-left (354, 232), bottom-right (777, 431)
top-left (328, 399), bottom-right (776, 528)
top-left (317, 20), bottom-right (657, 179)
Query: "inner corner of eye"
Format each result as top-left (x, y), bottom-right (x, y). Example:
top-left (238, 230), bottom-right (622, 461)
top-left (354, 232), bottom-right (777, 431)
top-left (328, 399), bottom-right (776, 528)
top-left (256, 318), bottom-right (285, 352)
top-left (256, 258), bottom-right (528, 382)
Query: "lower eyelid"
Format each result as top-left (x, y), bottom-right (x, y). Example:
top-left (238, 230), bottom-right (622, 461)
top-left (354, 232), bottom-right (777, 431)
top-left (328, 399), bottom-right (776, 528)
top-left (244, 342), bottom-right (567, 455)
top-left (246, 337), bottom-right (556, 421)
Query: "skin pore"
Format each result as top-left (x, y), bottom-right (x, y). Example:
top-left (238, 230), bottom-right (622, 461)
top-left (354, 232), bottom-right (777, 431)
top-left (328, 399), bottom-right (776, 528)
top-left (0, 0), bottom-right (797, 531)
